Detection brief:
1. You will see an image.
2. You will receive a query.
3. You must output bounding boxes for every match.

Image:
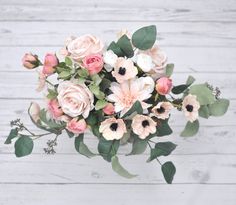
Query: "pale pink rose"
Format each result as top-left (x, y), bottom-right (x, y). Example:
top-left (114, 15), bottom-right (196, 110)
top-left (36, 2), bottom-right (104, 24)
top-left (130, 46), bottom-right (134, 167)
top-left (48, 99), bottom-right (63, 119)
top-left (66, 118), bottom-right (87, 134)
top-left (99, 118), bottom-right (127, 140)
top-left (57, 81), bottom-right (94, 118)
top-left (66, 35), bottom-right (104, 61)
top-left (155, 77), bottom-right (172, 95)
top-left (82, 54), bottom-right (104, 75)
top-left (131, 114), bottom-right (156, 139)
top-left (36, 71), bottom-right (46, 92)
top-left (103, 103), bottom-right (115, 115)
top-left (29, 102), bottom-right (40, 123)
top-left (112, 57), bottom-right (138, 83)
top-left (22, 53), bottom-right (39, 69)
top-left (42, 53), bottom-right (58, 75)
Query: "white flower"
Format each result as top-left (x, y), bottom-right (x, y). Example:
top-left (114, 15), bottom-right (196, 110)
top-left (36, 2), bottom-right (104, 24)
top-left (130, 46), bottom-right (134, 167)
top-left (103, 50), bottom-right (118, 71)
top-left (151, 102), bottom-right (173, 120)
top-left (131, 114), bottom-right (156, 139)
top-left (99, 118), bottom-right (127, 140)
top-left (182, 94), bottom-right (200, 122)
top-left (107, 77), bottom-right (154, 116)
top-left (136, 53), bottom-right (154, 72)
top-left (57, 81), bottom-right (94, 118)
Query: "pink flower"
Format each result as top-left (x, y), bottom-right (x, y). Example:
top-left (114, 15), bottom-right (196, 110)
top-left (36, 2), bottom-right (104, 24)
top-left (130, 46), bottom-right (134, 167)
top-left (155, 77), bottom-right (172, 95)
top-left (36, 71), bottom-right (46, 92)
top-left (57, 81), bottom-right (94, 118)
top-left (22, 53), bottom-right (39, 69)
top-left (66, 35), bottom-right (104, 61)
top-left (28, 102), bottom-right (40, 123)
top-left (82, 54), bottom-right (104, 75)
top-left (66, 118), bottom-right (87, 134)
top-left (48, 99), bottom-right (63, 119)
top-left (103, 103), bottom-right (115, 115)
top-left (112, 57), bottom-right (138, 83)
top-left (42, 53), bottom-right (58, 75)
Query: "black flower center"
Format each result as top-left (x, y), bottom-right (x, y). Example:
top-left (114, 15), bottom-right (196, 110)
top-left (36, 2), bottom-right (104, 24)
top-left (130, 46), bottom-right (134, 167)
top-left (186, 104), bottom-right (194, 112)
top-left (110, 123), bottom-right (118, 131)
top-left (156, 106), bottom-right (165, 114)
top-left (142, 120), bottom-right (150, 128)
top-left (118, 67), bottom-right (126, 75)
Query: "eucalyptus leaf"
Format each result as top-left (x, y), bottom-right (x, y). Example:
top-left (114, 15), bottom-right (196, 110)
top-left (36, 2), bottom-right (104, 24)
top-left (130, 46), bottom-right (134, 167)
top-left (47, 89), bottom-right (58, 99)
top-left (172, 84), bottom-right (189, 94)
top-left (95, 99), bottom-right (108, 110)
top-left (180, 120), bottom-right (199, 137)
top-left (165, 64), bottom-right (174, 77)
top-left (65, 56), bottom-right (73, 66)
top-left (77, 69), bottom-right (89, 78)
top-left (58, 70), bottom-right (71, 79)
top-left (14, 135), bottom-right (34, 157)
top-left (132, 25), bottom-right (157, 50)
top-left (199, 105), bottom-right (210, 119)
top-left (5, 128), bottom-right (18, 144)
top-left (117, 34), bottom-right (134, 58)
top-left (122, 101), bottom-right (143, 118)
top-left (127, 134), bottom-right (147, 155)
top-left (161, 161), bottom-right (176, 184)
top-left (66, 129), bottom-right (74, 138)
top-left (111, 156), bottom-right (137, 178)
top-left (186, 75), bottom-right (195, 85)
top-left (107, 41), bottom-right (124, 57)
top-left (208, 98), bottom-right (230, 116)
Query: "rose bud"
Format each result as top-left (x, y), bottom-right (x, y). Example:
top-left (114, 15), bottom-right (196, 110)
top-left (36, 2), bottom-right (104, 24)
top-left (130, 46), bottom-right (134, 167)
top-left (103, 103), bottom-right (115, 115)
top-left (66, 118), bottom-right (87, 134)
top-left (42, 53), bottom-right (59, 75)
top-left (82, 54), bottom-right (104, 75)
top-left (47, 99), bottom-right (63, 119)
top-left (28, 102), bottom-right (40, 123)
top-left (155, 77), bottom-right (172, 95)
top-left (22, 53), bottom-right (40, 69)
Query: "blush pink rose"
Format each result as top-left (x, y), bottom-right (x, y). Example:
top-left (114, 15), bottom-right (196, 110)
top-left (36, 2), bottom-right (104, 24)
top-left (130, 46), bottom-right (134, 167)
top-left (66, 35), bottom-right (104, 61)
top-left (103, 103), bottom-right (115, 115)
top-left (66, 118), bottom-right (87, 134)
top-left (82, 54), bottom-right (104, 75)
top-left (42, 53), bottom-right (58, 75)
top-left (22, 53), bottom-right (39, 69)
top-left (155, 77), bottom-right (172, 95)
top-left (48, 99), bottom-right (63, 119)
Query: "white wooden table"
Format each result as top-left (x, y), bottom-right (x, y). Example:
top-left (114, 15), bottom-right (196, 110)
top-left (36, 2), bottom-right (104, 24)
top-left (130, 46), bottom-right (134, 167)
top-left (0, 0), bottom-right (236, 204)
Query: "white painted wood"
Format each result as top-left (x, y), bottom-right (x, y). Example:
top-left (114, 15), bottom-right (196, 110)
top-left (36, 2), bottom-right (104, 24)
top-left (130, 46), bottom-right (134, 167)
top-left (0, 0), bottom-right (235, 204)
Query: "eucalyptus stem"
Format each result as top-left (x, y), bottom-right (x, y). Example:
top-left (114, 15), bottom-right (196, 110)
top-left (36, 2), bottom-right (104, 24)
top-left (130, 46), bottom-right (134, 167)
top-left (147, 141), bottom-right (162, 166)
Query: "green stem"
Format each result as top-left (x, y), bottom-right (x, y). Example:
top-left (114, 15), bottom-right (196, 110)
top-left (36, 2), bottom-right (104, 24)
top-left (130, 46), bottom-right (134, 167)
top-left (147, 141), bottom-right (162, 166)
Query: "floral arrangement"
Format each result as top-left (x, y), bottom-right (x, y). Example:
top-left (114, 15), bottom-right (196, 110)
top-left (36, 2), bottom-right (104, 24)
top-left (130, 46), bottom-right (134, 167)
top-left (5, 25), bottom-right (229, 184)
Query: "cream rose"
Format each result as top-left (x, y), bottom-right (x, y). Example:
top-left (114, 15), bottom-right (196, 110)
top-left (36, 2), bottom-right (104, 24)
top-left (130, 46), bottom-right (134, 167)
top-left (66, 35), bottom-right (104, 61)
top-left (57, 81), bottom-right (94, 118)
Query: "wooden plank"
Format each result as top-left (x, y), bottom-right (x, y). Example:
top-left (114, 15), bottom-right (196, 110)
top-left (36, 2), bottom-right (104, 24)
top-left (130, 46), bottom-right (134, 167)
top-left (0, 0), bottom-right (236, 22)
top-left (0, 22), bottom-right (235, 47)
top-left (1, 123), bottom-right (235, 155)
top-left (0, 184), bottom-right (235, 205)
top-left (0, 72), bottom-right (233, 98)
top-left (1, 47), bottom-right (235, 73)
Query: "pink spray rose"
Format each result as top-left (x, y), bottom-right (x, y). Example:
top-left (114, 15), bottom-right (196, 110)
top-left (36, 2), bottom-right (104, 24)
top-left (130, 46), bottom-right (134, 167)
top-left (155, 77), bottom-right (172, 95)
top-left (42, 53), bottom-right (58, 75)
top-left (66, 118), bottom-right (87, 134)
top-left (66, 35), bottom-right (104, 61)
top-left (103, 103), bottom-right (115, 115)
top-left (22, 53), bottom-right (39, 69)
top-left (48, 99), bottom-right (63, 119)
top-left (82, 54), bottom-right (104, 75)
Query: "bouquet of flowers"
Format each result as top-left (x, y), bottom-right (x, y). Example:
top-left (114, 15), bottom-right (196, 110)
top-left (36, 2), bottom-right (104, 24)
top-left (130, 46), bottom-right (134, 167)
top-left (5, 25), bottom-right (229, 184)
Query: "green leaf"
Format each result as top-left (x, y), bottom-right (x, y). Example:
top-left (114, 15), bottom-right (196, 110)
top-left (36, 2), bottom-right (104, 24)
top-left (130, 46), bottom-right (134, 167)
top-left (147, 142), bottom-right (177, 162)
top-left (122, 101), bottom-right (143, 118)
top-left (180, 120), bottom-right (199, 137)
top-left (14, 135), bottom-right (34, 157)
top-left (117, 35), bottom-right (134, 58)
top-left (208, 98), bottom-right (230, 116)
top-left (5, 128), bottom-right (18, 144)
top-left (91, 74), bottom-right (102, 85)
top-left (161, 161), bottom-right (176, 184)
top-left (189, 84), bottom-right (215, 105)
top-left (186, 75), bottom-right (195, 85)
top-left (95, 99), bottom-right (108, 110)
top-left (47, 89), bottom-right (58, 99)
top-left (77, 69), bottom-right (89, 78)
top-left (98, 138), bottom-right (119, 162)
top-left (172, 84), bottom-right (189, 94)
top-left (58, 70), bottom-right (71, 79)
top-left (65, 129), bottom-right (74, 138)
top-left (89, 84), bottom-right (105, 100)
top-left (111, 156), bottom-right (137, 178)
top-left (65, 56), bottom-right (73, 66)
top-left (107, 41), bottom-right (124, 57)
top-left (74, 134), bottom-right (96, 158)
top-left (132, 25), bottom-right (157, 50)
top-left (199, 105), bottom-right (210, 119)
top-left (154, 120), bottom-right (172, 137)
top-left (127, 133), bottom-right (147, 155)
top-left (165, 64), bottom-right (174, 77)
top-left (91, 125), bottom-right (101, 138)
